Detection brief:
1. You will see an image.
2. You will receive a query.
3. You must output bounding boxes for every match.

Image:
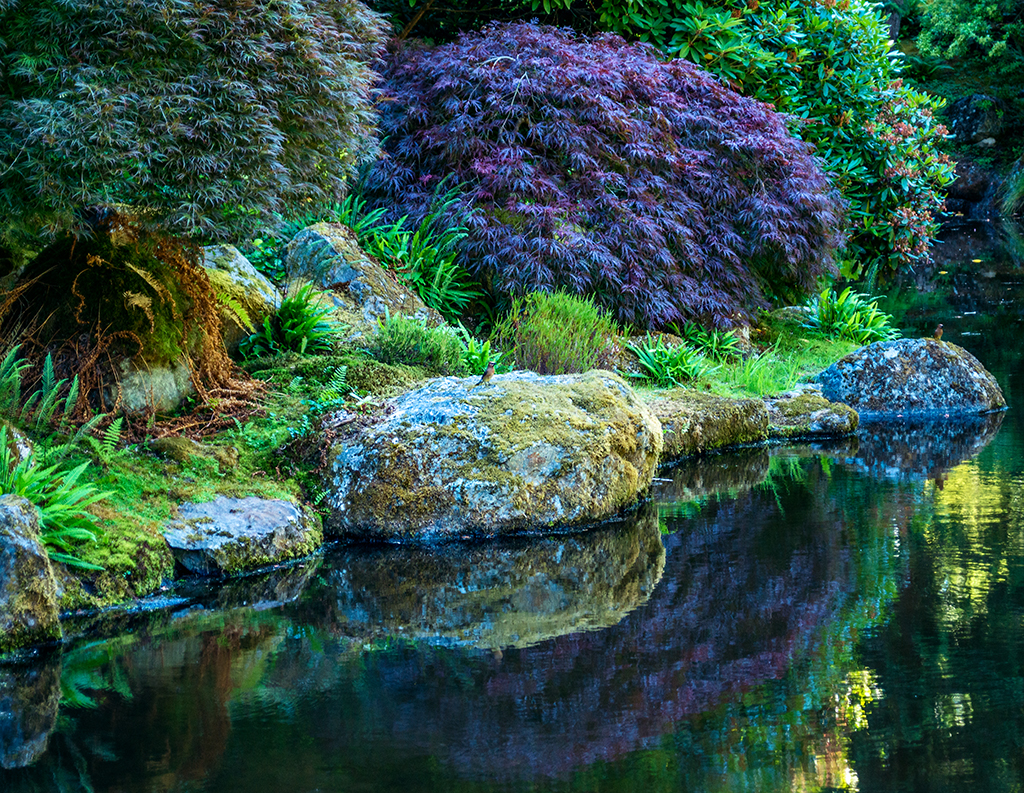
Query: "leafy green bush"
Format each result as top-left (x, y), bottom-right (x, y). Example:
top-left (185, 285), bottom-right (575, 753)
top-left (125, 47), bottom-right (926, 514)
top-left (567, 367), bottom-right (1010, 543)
top-left (0, 0), bottom-right (386, 243)
top-left (494, 291), bottom-right (619, 375)
top-left (918, 0), bottom-right (1024, 79)
top-left (670, 322), bottom-right (743, 362)
top-left (544, 0), bottom-right (954, 278)
top-left (0, 425), bottom-right (106, 570)
top-left (625, 335), bottom-right (719, 387)
top-left (368, 315), bottom-right (468, 376)
top-left (239, 285), bottom-right (340, 359)
top-left (802, 286), bottom-right (901, 344)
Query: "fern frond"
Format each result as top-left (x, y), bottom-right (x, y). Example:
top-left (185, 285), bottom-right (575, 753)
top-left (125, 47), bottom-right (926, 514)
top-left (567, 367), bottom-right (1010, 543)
top-left (124, 291), bottom-right (156, 331)
top-left (215, 289), bottom-right (255, 332)
top-left (101, 417), bottom-right (123, 457)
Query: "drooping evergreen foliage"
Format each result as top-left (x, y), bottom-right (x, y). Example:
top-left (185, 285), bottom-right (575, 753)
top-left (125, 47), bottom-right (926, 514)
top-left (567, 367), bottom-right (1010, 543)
top-left (0, 0), bottom-right (387, 242)
top-left (361, 23), bottom-right (846, 329)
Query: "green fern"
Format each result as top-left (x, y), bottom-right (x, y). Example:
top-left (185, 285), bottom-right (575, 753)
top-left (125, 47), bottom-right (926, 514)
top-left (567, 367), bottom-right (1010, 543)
top-left (0, 344), bottom-right (29, 413)
top-left (215, 289), bottom-right (255, 332)
top-left (321, 366), bottom-right (352, 402)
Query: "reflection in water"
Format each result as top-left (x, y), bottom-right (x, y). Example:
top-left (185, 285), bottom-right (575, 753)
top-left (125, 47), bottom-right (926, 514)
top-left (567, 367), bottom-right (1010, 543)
top-left (0, 655), bottom-right (60, 769)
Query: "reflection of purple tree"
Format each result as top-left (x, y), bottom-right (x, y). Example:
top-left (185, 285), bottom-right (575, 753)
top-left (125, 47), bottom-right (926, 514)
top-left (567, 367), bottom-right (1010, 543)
top-left (305, 471), bottom-right (864, 779)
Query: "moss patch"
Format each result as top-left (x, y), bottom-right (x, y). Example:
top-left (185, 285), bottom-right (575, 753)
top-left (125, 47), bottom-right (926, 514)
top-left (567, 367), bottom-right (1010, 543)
top-left (644, 389), bottom-right (768, 464)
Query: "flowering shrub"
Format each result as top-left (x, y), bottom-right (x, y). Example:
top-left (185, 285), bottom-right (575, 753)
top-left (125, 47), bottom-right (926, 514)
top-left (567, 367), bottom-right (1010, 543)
top-left (361, 23), bottom-right (845, 329)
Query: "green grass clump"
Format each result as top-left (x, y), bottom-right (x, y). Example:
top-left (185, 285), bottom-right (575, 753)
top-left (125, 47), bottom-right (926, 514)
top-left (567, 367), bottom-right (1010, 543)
top-left (368, 314), bottom-right (468, 376)
top-left (625, 334), bottom-right (719, 387)
top-left (494, 291), bottom-right (619, 375)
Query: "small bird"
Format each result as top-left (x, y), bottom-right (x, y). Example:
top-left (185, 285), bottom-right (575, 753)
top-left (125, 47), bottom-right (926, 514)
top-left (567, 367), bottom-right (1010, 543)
top-left (470, 360), bottom-right (495, 389)
top-left (933, 323), bottom-right (943, 340)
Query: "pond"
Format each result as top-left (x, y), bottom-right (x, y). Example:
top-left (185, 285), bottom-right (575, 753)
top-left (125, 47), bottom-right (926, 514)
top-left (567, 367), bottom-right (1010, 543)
top-left (2, 221), bottom-right (1023, 792)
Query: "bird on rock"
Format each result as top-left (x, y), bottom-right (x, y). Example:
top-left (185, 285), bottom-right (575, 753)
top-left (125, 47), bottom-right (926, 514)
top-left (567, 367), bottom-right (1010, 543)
top-left (933, 323), bottom-right (943, 340)
top-left (470, 360), bottom-right (495, 389)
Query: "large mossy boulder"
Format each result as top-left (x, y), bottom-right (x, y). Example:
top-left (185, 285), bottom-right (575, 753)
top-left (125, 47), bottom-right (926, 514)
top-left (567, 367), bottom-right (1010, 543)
top-left (815, 338), bottom-right (1006, 417)
top-left (644, 391), bottom-right (768, 465)
top-left (286, 223), bottom-right (443, 340)
top-left (0, 496), bottom-right (61, 655)
top-left (322, 369), bottom-right (663, 539)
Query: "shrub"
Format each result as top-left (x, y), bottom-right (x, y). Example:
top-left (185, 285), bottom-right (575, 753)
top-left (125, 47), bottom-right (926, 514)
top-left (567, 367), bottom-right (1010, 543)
top-left (0, 0), bottom-right (387, 243)
top-left (239, 285), bottom-right (340, 360)
top-left (368, 315), bottom-right (468, 376)
top-left (802, 286), bottom-right (901, 344)
top-left (360, 22), bottom-right (845, 330)
top-left (494, 291), bottom-right (619, 375)
top-left (918, 0), bottom-right (1024, 79)
top-left (625, 335), bottom-right (719, 387)
top-left (549, 0), bottom-right (954, 279)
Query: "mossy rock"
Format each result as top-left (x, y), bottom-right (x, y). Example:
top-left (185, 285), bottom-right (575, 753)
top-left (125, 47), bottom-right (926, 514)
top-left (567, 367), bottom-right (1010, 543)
top-left (764, 390), bottom-right (858, 439)
top-left (644, 389), bottom-right (768, 464)
top-left (323, 369), bottom-right (663, 539)
top-left (0, 496), bottom-right (62, 655)
top-left (202, 244), bottom-right (281, 352)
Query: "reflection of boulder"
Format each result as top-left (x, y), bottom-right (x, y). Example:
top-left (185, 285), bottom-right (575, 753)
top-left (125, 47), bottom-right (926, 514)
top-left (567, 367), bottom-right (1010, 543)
top-left (0, 656), bottom-right (60, 769)
top-left (323, 370), bottom-right (662, 538)
top-left (278, 477), bottom-right (866, 781)
top-left (843, 412), bottom-right (1004, 481)
top-left (654, 447), bottom-right (771, 506)
top-left (816, 338), bottom-right (1005, 417)
top-left (327, 512), bottom-right (665, 649)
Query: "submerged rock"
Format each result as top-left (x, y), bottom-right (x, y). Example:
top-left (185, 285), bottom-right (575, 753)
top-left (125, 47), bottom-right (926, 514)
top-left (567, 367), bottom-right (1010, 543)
top-left (163, 496), bottom-right (322, 576)
top-left (0, 496), bottom-right (62, 654)
top-left (815, 338), bottom-right (1005, 417)
top-left (764, 390), bottom-right (858, 439)
top-left (645, 390), bottom-right (767, 464)
top-left (286, 223), bottom-right (443, 339)
top-left (322, 369), bottom-right (662, 539)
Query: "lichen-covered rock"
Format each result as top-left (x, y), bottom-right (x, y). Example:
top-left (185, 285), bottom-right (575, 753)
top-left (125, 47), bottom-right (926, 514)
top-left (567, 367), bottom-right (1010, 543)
top-left (644, 390), bottom-right (767, 464)
top-left (1, 421), bottom-right (33, 466)
top-left (202, 244), bottom-right (281, 351)
top-left (948, 93), bottom-right (1004, 145)
top-left (0, 656), bottom-right (60, 769)
top-left (0, 496), bottom-right (62, 654)
top-left (764, 389), bottom-right (858, 439)
top-left (116, 357), bottom-right (194, 414)
top-left (286, 223), bottom-right (443, 339)
top-left (323, 369), bottom-right (663, 539)
top-left (163, 496), bottom-right (322, 576)
top-left (815, 338), bottom-right (1006, 417)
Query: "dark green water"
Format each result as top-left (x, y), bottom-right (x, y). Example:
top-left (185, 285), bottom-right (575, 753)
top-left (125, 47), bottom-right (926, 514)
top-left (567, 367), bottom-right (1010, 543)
top-left (3, 223), bottom-right (1024, 792)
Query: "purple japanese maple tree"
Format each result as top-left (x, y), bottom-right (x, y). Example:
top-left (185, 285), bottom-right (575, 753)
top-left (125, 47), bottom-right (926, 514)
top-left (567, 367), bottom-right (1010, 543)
top-left (362, 22), bottom-right (846, 329)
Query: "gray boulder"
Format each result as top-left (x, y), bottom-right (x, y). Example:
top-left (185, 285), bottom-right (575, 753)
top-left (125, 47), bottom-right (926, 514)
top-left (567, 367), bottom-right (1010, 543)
top-left (286, 223), bottom-right (444, 340)
top-left (815, 338), bottom-right (1005, 417)
top-left (948, 93), bottom-right (1005, 145)
top-left (0, 496), bottom-right (62, 654)
top-left (116, 357), bottom-right (194, 415)
top-left (202, 244), bottom-right (281, 351)
top-left (163, 496), bottom-right (322, 576)
top-left (323, 369), bottom-right (663, 539)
